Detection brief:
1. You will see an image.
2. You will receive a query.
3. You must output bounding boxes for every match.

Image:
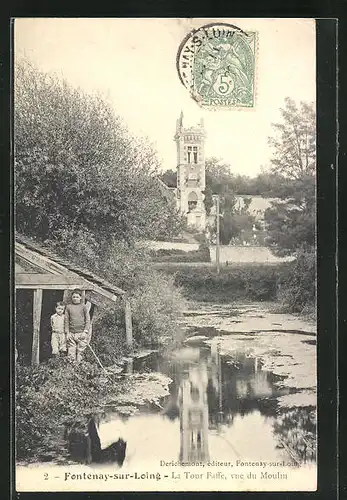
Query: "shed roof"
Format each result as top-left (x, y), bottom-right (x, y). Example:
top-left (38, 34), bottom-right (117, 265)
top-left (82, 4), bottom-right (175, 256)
top-left (15, 233), bottom-right (126, 304)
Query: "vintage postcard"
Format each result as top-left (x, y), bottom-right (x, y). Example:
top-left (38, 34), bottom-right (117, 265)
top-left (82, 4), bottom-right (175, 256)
top-left (14, 18), bottom-right (317, 492)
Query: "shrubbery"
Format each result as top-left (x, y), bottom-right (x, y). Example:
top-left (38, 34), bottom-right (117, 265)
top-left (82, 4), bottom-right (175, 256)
top-left (16, 358), bottom-right (114, 460)
top-left (87, 306), bottom-right (127, 366)
top-left (130, 270), bottom-right (186, 345)
top-left (150, 249), bottom-right (210, 263)
top-left (158, 263), bottom-right (292, 302)
top-left (276, 250), bottom-right (316, 313)
top-left (155, 254), bottom-right (315, 313)
top-left (151, 248), bottom-right (186, 257)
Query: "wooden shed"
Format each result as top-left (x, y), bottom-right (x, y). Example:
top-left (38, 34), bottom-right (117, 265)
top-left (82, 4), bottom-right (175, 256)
top-left (15, 233), bottom-right (133, 365)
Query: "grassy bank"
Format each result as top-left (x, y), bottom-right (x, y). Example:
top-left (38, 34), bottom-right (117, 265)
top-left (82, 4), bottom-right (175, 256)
top-left (156, 256), bottom-right (315, 314)
top-left (155, 262), bottom-right (293, 303)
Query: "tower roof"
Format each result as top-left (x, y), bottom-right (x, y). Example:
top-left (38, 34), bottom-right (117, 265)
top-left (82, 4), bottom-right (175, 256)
top-left (176, 112), bottom-right (205, 134)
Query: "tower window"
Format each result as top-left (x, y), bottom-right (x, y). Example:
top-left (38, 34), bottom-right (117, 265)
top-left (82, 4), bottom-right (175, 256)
top-left (187, 146), bottom-right (192, 163)
top-left (193, 146), bottom-right (198, 164)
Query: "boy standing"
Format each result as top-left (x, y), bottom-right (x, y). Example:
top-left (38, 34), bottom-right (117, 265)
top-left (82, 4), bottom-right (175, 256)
top-left (51, 302), bottom-right (67, 356)
top-left (65, 289), bottom-right (91, 363)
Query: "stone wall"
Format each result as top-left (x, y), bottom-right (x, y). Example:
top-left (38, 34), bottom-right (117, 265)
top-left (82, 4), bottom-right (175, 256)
top-left (145, 241), bottom-right (293, 264)
top-left (209, 246), bottom-right (294, 264)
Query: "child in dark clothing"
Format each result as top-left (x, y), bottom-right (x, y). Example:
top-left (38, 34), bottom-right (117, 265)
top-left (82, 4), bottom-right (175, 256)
top-left (64, 289), bottom-right (91, 363)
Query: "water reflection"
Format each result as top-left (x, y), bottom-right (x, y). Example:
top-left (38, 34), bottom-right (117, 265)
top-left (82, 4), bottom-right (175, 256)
top-left (64, 341), bottom-right (316, 467)
top-left (132, 341), bottom-right (316, 465)
top-left (179, 363), bottom-right (210, 462)
top-left (173, 344), bottom-right (278, 461)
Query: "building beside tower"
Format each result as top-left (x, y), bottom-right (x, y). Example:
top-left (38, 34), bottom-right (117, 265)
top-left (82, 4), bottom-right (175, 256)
top-left (174, 112), bottom-right (207, 231)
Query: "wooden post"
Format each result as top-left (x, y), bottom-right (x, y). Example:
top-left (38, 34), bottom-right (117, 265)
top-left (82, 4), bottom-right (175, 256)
top-left (125, 357), bottom-right (133, 375)
top-left (32, 288), bottom-right (43, 366)
top-left (86, 301), bottom-right (94, 344)
top-left (63, 289), bottom-right (70, 304)
top-left (124, 296), bottom-right (133, 349)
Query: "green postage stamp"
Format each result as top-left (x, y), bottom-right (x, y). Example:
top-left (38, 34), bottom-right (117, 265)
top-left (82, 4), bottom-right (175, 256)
top-left (177, 23), bottom-right (257, 109)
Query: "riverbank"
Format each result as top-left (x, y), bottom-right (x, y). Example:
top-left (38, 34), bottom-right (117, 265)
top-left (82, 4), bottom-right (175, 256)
top-left (15, 357), bottom-right (173, 464)
top-left (156, 262), bottom-right (292, 303)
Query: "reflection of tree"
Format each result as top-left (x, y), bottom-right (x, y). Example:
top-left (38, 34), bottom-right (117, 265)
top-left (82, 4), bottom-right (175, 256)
top-left (273, 408), bottom-right (316, 463)
top-left (148, 347), bottom-right (286, 434)
top-left (135, 345), bottom-right (317, 467)
top-left (207, 351), bottom-right (281, 425)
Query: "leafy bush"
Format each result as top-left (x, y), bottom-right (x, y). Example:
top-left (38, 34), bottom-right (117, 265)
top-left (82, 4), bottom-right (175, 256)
top-left (15, 358), bottom-right (114, 460)
top-left (130, 270), bottom-right (186, 345)
top-left (198, 241), bottom-right (211, 261)
top-left (151, 250), bottom-right (209, 263)
top-left (87, 306), bottom-right (127, 366)
top-left (151, 248), bottom-right (187, 257)
top-left (277, 250), bottom-right (316, 313)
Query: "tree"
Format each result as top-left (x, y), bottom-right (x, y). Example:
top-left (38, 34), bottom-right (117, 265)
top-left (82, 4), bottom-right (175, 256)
top-left (202, 185), bottom-right (214, 215)
top-left (264, 98), bottom-right (316, 256)
top-left (268, 97), bottom-right (315, 180)
top-left (248, 172), bottom-right (289, 196)
top-left (205, 157), bottom-right (234, 190)
top-left (15, 59), bottom-right (182, 246)
top-left (203, 158), bottom-right (259, 244)
top-left (264, 176), bottom-right (315, 256)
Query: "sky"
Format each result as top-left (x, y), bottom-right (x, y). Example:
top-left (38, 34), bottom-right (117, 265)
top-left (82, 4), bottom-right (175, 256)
top-left (14, 18), bottom-right (316, 177)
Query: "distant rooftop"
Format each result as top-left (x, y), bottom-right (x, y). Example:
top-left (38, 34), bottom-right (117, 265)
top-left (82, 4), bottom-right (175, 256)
top-left (234, 195), bottom-right (277, 214)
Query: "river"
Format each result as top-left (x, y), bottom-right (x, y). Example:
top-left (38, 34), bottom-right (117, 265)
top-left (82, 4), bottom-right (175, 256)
top-left (16, 301), bottom-right (317, 491)
top-left (98, 301), bottom-right (317, 468)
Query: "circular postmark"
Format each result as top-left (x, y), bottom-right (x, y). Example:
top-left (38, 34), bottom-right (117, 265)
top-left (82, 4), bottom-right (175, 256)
top-left (177, 23), bottom-right (257, 109)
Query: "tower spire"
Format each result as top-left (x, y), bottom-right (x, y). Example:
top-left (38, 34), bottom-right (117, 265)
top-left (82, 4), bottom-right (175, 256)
top-left (176, 111), bottom-right (184, 133)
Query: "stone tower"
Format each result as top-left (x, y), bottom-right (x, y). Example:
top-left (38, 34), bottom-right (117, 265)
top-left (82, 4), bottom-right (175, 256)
top-left (174, 112), bottom-right (206, 231)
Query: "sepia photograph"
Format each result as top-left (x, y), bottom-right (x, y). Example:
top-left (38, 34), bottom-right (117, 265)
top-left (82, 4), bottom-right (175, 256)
top-left (14, 18), bottom-right (317, 492)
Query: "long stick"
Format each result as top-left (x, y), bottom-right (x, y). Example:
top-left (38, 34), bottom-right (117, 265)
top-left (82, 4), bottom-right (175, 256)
top-left (87, 343), bottom-right (110, 378)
